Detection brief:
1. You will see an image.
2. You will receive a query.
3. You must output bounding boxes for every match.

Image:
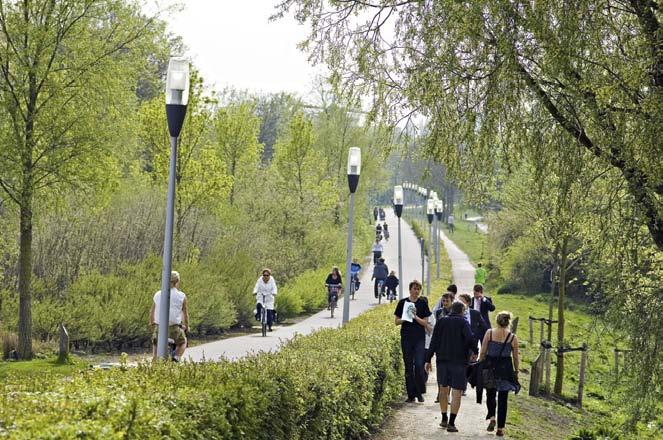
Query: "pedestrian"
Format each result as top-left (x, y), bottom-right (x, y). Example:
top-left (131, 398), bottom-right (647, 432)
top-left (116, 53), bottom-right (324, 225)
top-left (424, 301), bottom-right (474, 433)
top-left (254, 268), bottom-right (278, 332)
top-left (394, 280), bottom-right (431, 403)
top-left (373, 206), bottom-right (378, 221)
top-left (479, 311), bottom-right (521, 437)
top-left (432, 292), bottom-right (454, 320)
top-left (150, 270), bottom-right (189, 362)
top-left (475, 262), bottom-right (487, 285)
top-left (470, 284), bottom-right (495, 328)
top-left (372, 239), bottom-right (383, 264)
top-left (447, 214), bottom-right (455, 233)
top-left (458, 293), bottom-right (490, 358)
top-left (372, 257), bottom-right (389, 299)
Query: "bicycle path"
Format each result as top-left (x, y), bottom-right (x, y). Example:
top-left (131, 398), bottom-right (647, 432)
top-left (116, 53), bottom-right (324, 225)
top-left (372, 227), bottom-right (494, 439)
top-left (184, 208), bottom-right (424, 361)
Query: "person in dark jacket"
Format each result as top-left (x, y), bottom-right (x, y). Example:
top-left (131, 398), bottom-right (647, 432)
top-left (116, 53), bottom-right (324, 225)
top-left (470, 284), bottom-right (496, 328)
top-left (458, 293), bottom-right (490, 357)
top-left (395, 280), bottom-right (431, 403)
top-left (425, 301), bottom-right (474, 433)
top-left (384, 271), bottom-right (399, 300)
top-left (372, 258), bottom-right (389, 299)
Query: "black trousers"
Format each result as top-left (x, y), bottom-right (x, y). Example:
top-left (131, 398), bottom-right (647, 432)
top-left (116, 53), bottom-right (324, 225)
top-left (374, 278), bottom-right (386, 298)
top-left (401, 337), bottom-right (426, 399)
top-left (486, 388), bottom-right (509, 428)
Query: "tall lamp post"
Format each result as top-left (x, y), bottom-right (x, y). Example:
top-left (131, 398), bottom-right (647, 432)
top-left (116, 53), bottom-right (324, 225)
top-left (343, 147), bottom-right (361, 324)
top-left (435, 199), bottom-right (443, 279)
top-left (157, 57), bottom-right (190, 360)
top-left (426, 198), bottom-right (435, 296)
top-left (393, 185), bottom-right (404, 299)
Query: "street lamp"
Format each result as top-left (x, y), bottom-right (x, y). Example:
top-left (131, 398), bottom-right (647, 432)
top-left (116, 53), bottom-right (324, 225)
top-left (157, 57), bottom-right (190, 360)
top-left (426, 198), bottom-right (435, 296)
top-left (343, 147), bottom-right (361, 324)
top-left (394, 185), bottom-right (404, 300)
top-left (435, 199), bottom-right (444, 279)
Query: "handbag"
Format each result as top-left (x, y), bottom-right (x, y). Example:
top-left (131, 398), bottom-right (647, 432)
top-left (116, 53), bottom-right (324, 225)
top-left (481, 332), bottom-right (512, 389)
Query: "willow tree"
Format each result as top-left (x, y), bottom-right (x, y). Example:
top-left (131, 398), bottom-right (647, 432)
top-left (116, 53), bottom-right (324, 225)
top-left (275, 0), bottom-right (663, 250)
top-left (0, 0), bottom-right (162, 358)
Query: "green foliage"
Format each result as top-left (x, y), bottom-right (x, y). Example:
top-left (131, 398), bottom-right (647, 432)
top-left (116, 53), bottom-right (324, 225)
top-left (0, 304), bottom-right (403, 439)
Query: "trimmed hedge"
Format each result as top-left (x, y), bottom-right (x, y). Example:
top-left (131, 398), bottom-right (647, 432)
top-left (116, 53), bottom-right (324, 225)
top-left (0, 304), bottom-right (402, 439)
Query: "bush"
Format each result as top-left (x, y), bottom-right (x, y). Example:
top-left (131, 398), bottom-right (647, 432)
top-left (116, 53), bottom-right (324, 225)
top-left (0, 304), bottom-right (403, 439)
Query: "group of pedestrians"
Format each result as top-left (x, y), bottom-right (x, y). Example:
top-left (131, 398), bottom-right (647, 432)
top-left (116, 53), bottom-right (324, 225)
top-left (395, 279), bottom-right (520, 437)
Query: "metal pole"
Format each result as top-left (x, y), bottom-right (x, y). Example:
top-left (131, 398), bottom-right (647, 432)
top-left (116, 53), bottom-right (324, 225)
top-left (343, 192), bottom-right (355, 324)
top-left (398, 216), bottom-right (403, 300)
top-left (157, 135), bottom-right (178, 360)
top-left (427, 222), bottom-right (432, 296)
top-left (420, 237), bottom-right (425, 292)
top-left (435, 216), bottom-right (440, 279)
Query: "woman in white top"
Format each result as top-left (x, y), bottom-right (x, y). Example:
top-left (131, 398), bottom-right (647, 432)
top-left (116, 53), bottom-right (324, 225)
top-left (254, 268), bottom-right (278, 331)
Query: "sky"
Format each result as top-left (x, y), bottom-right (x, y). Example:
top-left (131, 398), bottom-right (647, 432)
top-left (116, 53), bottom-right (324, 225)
top-left (150, 0), bottom-right (322, 98)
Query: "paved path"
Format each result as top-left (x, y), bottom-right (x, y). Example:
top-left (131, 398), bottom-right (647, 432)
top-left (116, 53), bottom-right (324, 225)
top-left (373, 228), bottom-right (493, 439)
top-left (185, 208), bottom-right (424, 361)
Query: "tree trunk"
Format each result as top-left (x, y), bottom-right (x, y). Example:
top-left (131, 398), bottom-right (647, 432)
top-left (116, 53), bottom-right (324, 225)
top-left (553, 237), bottom-right (568, 395)
top-left (17, 198), bottom-right (33, 359)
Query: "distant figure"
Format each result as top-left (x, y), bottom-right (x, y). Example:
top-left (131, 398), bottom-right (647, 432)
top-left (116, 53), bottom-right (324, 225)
top-left (373, 207), bottom-right (378, 221)
top-left (379, 207), bottom-right (386, 221)
top-left (479, 311), bottom-right (521, 437)
top-left (447, 214), bottom-right (455, 233)
top-left (475, 263), bottom-right (487, 285)
top-left (425, 301), bottom-right (474, 432)
top-left (150, 271), bottom-right (189, 362)
top-left (470, 284), bottom-right (495, 328)
top-left (372, 239), bottom-right (383, 264)
top-left (254, 269), bottom-right (278, 332)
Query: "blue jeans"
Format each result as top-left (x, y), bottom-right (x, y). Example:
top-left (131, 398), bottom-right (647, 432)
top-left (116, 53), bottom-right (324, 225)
top-left (401, 337), bottom-right (426, 399)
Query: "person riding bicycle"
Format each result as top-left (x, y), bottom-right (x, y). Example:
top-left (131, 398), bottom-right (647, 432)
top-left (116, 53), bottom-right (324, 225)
top-left (385, 270), bottom-right (399, 300)
top-left (254, 268), bottom-right (278, 332)
top-left (383, 223), bottom-right (390, 240)
top-left (350, 258), bottom-right (362, 290)
top-left (372, 239), bottom-right (383, 264)
top-left (325, 266), bottom-right (343, 310)
top-left (150, 270), bottom-right (189, 362)
top-left (372, 257), bottom-right (389, 299)
top-left (375, 223), bottom-right (383, 236)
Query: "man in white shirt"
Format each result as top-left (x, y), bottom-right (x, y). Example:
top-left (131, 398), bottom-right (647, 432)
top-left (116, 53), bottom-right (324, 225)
top-left (150, 271), bottom-right (189, 362)
top-left (372, 239), bottom-right (384, 264)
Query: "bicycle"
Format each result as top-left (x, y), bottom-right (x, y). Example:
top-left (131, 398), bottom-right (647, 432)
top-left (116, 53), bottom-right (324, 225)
top-left (387, 288), bottom-right (397, 303)
top-left (260, 294), bottom-right (268, 337)
top-left (377, 279), bottom-right (385, 304)
top-left (350, 273), bottom-right (360, 300)
top-left (326, 284), bottom-right (341, 318)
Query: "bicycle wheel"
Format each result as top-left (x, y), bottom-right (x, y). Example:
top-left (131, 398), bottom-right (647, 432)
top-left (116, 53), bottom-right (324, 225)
top-left (330, 297), bottom-right (336, 318)
top-left (261, 310), bottom-right (267, 337)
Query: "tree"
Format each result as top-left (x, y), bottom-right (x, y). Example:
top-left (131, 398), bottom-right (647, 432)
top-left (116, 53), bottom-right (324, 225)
top-left (0, 0), bottom-right (163, 359)
top-left (275, 0), bottom-right (663, 252)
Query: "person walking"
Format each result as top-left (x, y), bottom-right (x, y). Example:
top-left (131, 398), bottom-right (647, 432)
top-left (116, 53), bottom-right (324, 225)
top-left (458, 293), bottom-right (490, 358)
top-left (150, 270), bottom-right (189, 362)
top-left (372, 257), bottom-right (389, 299)
top-left (447, 213), bottom-right (455, 233)
top-left (471, 284), bottom-right (495, 328)
top-left (254, 269), bottom-right (278, 332)
top-left (479, 311), bottom-right (521, 437)
top-left (372, 239), bottom-right (383, 264)
top-left (424, 301), bottom-right (474, 432)
top-left (475, 262), bottom-right (488, 285)
top-left (394, 280), bottom-right (431, 403)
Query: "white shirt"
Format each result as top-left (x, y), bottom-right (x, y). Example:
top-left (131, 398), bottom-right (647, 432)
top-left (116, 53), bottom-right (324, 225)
top-left (153, 288), bottom-right (186, 326)
top-left (473, 297), bottom-right (481, 312)
top-left (254, 276), bottom-right (278, 310)
top-left (448, 215), bottom-right (454, 225)
top-left (464, 310), bottom-right (472, 325)
top-left (372, 242), bottom-right (383, 252)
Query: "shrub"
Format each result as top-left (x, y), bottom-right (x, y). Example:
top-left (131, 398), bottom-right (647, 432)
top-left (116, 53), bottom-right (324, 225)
top-left (0, 304), bottom-right (402, 439)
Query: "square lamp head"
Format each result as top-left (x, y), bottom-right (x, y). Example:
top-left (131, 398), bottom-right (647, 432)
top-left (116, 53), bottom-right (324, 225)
top-left (394, 186), bottom-right (403, 206)
top-left (166, 57), bottom-right (190, 106)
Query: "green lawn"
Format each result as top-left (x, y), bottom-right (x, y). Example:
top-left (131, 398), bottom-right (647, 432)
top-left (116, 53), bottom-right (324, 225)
top-left (0, 356), bottom-right (87, 380)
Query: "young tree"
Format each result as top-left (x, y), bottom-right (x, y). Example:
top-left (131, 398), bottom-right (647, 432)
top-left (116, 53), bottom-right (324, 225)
top-left (0, 0), bottom-right (162, 358)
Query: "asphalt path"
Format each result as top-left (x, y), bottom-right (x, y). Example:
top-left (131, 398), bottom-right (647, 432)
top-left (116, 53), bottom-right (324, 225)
top-left (185, 207), bottom-right (425, 362)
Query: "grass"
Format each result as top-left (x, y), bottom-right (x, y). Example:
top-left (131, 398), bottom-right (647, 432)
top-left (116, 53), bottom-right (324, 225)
top-left (0, 355), bottom-right (87, 380)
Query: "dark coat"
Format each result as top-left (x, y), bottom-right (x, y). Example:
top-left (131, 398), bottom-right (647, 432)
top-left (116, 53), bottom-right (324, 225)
top-left (468, 309), bottom-right (489, 354)
top-left (425, 313), bottom-right (474, 364)
top-left (470, 296), bottom-right (495, 328)
top-left (384, 275), bottom-right (399, 290)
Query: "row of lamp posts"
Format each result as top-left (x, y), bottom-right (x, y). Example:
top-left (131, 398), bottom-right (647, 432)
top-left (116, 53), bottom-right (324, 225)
top-left (155, 56), bottom-right (449, 347)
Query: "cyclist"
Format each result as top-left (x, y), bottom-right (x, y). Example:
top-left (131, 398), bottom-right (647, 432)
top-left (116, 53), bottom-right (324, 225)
top-left (372, 257), bottom-right (389, 299)
top-left (350, 259), bottom-right (362, 292)
top-left (254, 268), bottom-right (278, 332)
top-left (150, 270), bottom-right (189, 362)
top-left (375, 223), bottom-right (383, 237)
top-left (372, 239), bottom-right (383, 264)
top-left (385, 270), bottom-right (399, 301)
top-left (325, 266), bottom-right (343, 310)
top-left (383, 222), bottom-right (390, 240)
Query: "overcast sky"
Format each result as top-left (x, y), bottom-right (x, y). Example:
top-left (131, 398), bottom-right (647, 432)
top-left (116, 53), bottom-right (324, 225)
top-left (151, 0), bottom-right (322, 98)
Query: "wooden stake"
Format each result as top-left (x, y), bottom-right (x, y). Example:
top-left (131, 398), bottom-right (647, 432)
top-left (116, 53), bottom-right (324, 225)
top-left (578, 344), bottom-right (588, 408)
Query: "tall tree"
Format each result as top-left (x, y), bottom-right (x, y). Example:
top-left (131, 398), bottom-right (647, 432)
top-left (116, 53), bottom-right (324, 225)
top-left (0, 0), bottom-right (161, 358)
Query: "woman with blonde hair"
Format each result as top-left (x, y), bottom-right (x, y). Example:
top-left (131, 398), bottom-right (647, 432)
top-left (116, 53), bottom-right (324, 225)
top-left (478, 311), bottom-right (520, 437)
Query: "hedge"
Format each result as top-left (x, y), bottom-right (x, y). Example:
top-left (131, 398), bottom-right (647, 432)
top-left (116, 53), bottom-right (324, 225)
top-left (0, 304), bottom-right (402, 439)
